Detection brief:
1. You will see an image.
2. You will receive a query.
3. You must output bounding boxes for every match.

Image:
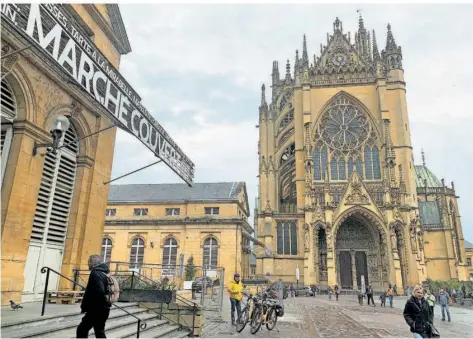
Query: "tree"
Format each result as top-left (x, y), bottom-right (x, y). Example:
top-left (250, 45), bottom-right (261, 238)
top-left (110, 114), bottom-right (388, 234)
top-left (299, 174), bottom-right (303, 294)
top-left (185, 255), bottom-right (197, 281)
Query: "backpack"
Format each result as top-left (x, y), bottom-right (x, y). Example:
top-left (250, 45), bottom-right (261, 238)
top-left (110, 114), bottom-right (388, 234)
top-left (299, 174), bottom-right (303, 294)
top-left (102, 272), bottom-right (120, 304)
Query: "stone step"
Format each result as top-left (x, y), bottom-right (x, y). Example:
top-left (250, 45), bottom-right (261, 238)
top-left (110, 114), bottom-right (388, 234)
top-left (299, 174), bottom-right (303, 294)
top-left (2, 306), bottom-right (149, 338)
top-left (41, 311), bottom-right (158, 338)
top-left (1, 302), bottom-right (139, 330)
top-left (121, 321), bottom-right (180, 338)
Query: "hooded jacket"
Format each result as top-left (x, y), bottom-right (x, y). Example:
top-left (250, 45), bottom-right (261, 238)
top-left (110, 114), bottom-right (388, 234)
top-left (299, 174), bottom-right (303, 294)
top-left (403, 295), bottom-right (431, 335)
top-left (80, 263), bottom-right (111, 312)
top-left (438, 291), bottom-right (450, 306)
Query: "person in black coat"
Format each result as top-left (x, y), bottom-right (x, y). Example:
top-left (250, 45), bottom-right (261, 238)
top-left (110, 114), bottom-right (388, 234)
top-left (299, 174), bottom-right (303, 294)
top-left (76, 255), bottom-right (112, 338)
top-left (403, 284), bottom-right (432, 338)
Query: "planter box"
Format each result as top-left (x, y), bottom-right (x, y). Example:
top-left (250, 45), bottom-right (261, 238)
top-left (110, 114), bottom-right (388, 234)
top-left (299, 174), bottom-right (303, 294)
top-left (118, 289), bottom-right (174, 303)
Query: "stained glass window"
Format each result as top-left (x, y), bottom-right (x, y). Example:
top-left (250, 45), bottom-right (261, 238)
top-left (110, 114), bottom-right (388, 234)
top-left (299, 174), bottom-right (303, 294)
top-left (372, 147), bottom-right (381, 179)
top-left (347, 158), bottom-right (354, 177)
top-left (314, 147), bottom-right (321, 180)
top-left (277, 223), bottom-right (283, 254)
top-left (330, 159), bottom-right (338, 180)
top-left (277, 221), bottom-right (297, 255)
top-left (290, 222), bottom-right (298, 255)
top-left (321, 147), bottom-right (328, 179)
top-left (356, 158), bottom-right (363, 176)
top-left (364, 146), bottom-right (373, 179)
top-left (283, 222), bottom-right (290, 255)
top-left (338, 159), bottom-right (346, 180)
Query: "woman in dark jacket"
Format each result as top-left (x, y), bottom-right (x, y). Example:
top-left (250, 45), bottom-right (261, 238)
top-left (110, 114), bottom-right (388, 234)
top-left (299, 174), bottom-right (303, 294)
top-left (403, 284), bottom-right (432, 338)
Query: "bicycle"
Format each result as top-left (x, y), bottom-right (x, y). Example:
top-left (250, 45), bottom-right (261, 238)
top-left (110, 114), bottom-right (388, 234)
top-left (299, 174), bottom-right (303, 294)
top-left (236, 293), bottom-right (257, 333)
top-left (249, 292), bottom-right (283, 334)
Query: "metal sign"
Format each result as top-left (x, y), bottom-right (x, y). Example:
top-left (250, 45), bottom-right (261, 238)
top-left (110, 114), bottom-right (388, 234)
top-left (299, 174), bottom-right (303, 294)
top-left (296, 265), bottom-right (300, 281)
top-left (1, 4), bottom-right (195, 185)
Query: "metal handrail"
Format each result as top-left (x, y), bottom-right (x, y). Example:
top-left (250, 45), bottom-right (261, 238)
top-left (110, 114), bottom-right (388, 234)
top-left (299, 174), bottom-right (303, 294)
top-left (137, 300), bottom-right (196, 334)
top-left (40, 266), bottom-right (147, 338)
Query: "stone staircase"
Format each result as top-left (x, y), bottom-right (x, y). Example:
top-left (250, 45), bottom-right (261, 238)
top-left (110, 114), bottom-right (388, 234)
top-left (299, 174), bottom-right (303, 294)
top-left (1, 302), bottom-right (191, 338)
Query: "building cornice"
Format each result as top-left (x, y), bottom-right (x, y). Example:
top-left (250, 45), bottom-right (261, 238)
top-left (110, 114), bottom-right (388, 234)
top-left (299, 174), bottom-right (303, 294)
top-left (105, 217), bottom-right (253, 234)
top-left (13, 120), bottom-right (51, 143)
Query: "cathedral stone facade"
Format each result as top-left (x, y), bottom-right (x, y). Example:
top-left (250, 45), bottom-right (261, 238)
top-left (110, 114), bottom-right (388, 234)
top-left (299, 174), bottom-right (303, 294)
top-left (254, 16), bottom-right (469, 292)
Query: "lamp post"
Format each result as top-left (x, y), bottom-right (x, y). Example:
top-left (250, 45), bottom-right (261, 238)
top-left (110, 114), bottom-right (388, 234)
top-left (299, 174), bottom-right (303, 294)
top-left (32, 116), bottom-right (70, 156)
top-left (296, 264), bottom-right (300, 297)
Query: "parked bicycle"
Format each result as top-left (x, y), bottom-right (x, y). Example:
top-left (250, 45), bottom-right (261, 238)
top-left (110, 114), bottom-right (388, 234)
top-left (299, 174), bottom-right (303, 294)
top-left (249, 291), bottom-right (283, 334)
top-left (236, 293), bottom-right (257, 333)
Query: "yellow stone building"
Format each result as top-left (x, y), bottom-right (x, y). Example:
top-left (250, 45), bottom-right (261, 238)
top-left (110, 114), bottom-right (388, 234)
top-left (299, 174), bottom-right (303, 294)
top-left (254, 16), bottom-right (469, 292)
top-left (465, 241), bottom-right (473, 281)
top-left (1, 4), bottom-right (132, 304)
top-left (102, 182), bottom-right (253, 286)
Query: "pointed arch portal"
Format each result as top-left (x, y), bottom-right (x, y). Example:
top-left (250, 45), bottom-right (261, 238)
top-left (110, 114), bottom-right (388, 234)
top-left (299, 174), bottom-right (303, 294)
top-left (334, 211), bottom-right (388, 290)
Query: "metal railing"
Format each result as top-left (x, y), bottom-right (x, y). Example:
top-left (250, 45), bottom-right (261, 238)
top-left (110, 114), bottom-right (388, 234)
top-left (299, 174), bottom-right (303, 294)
top-left (73, 269), bottom-right (199, 335)
top-left (40, 266), bottom-right (147, 338)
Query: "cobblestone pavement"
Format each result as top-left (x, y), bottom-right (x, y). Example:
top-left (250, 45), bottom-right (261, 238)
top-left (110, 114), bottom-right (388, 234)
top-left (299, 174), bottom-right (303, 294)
top-left (202, 295), bottom-right (473, 338)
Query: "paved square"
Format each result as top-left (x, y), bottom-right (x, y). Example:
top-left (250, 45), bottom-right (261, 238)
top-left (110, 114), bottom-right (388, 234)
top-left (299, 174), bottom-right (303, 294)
top-left (202, 295), bottom-right (473, 338)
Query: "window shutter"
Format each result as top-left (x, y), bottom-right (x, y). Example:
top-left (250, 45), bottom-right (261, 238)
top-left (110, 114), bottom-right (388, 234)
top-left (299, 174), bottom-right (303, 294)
top-left (1, 129), bottom-right (8, 154)
top-left (1, 79), bottom-right (16, 119)
top-left (31, 152), bottom-right (59, 242)
top-left (30, 123), bottom-right (78, 246)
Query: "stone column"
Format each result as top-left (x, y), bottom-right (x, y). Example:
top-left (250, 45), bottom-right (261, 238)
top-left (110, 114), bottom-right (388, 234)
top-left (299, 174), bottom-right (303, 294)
top-left (350, 250), bottom-right (357, 289)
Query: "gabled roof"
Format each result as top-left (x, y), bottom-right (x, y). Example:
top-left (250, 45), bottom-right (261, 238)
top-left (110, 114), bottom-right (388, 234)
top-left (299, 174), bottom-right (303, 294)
top-left (414, 165), bottom-right (443, 188)
top-left (465, 240), bottom-right (473, 249)
top-left (108, 182), bottom-right (249, 213)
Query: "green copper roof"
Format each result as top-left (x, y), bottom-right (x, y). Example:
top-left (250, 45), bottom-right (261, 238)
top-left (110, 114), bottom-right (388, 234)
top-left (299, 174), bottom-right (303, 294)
top-left (414, 165), bottom-right (443, 188)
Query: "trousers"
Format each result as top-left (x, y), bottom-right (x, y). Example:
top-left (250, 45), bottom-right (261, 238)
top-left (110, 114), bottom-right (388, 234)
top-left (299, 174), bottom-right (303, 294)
top-left (367, 294), bottom-right (375, 306)
top-left (76, 308), bottom-right (110, 338)
top-left (441, 304), bottom-right (451, 321)
top-left (230, 298), bottom-right (242, 323)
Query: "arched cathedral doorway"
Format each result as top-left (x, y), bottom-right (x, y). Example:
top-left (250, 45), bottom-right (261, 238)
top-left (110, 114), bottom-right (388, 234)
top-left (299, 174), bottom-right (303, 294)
top-left (335, 214), bottom-right (386, 290)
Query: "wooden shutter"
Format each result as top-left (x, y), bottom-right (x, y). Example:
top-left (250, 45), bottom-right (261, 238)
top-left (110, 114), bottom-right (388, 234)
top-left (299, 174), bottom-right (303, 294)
top-left (1, 79), bottom-right (16, 119)
top-left (30, 124), bottom-right (78, 246)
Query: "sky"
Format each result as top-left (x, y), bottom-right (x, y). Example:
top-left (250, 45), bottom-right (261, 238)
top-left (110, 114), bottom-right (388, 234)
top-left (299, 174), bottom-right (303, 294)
top-left (110, 3), bottom-right (473, 242)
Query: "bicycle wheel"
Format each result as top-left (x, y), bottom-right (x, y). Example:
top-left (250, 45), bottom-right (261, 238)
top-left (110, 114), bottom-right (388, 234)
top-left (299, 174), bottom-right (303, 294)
top-left (250, 305), bottom-right (262, 334)
top-left (236, 306), bottom-right (249, 333)
top-left (266, 307), bottom-right (278, 330)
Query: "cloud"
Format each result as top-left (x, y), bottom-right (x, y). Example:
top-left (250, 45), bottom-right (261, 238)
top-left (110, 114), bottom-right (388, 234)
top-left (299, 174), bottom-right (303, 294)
top-left (113, 4), bottom-right (473, 241)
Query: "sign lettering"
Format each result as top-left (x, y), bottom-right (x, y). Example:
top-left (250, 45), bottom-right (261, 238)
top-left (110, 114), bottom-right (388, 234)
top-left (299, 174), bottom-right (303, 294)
top-left (1, 4), bottom-right (194, 185)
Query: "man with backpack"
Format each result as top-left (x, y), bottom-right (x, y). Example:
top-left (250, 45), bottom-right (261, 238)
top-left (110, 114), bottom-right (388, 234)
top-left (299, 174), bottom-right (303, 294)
top-left (77, 254), bottom-right (118, 338)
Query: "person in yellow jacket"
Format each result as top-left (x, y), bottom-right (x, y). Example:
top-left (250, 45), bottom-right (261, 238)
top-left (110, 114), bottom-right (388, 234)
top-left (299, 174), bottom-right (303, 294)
top-left (228, 273), bottom-right (243, 325)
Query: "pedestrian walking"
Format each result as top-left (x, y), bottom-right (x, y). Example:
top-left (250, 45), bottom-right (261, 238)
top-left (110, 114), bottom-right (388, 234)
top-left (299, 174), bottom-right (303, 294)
top-left (403, 285), bottom-right (434, 339)
top-left (366, 284), bottom-right (375, 307)
top-left (334, 284), bottom-right (339, 301)
top-left (379, 291), bottom-right (387, 307)
top-left (76, 254), bottom-right (115, 338)
top-left (438, 288), bottom-right (451, 322)
top-left (387, 286), bottom-right (394, 308)
top-left (393, 284), bottom-right (398, 296)
top-left (290, 284), bottom-right (295, 298)
top-left (311, 285), bottom-right (316, 297)
top-left (228, 273), bottom-right (243, 325)
top-left (328, 287), bottom-right (333, 300)
top-left (424, 289), bottom-right (436, 324)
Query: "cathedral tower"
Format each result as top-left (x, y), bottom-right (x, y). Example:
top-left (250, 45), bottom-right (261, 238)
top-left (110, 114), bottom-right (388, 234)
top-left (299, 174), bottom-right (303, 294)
top-left (255, 15), bottom-right (468, 291)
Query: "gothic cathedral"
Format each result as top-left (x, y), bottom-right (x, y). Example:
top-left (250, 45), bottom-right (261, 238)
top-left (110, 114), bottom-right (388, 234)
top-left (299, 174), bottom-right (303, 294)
top-left (255, 16), bottom-right (469, 292)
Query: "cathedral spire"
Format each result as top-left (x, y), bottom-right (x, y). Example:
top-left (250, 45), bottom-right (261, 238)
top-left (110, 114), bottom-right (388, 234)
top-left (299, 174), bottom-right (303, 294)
top-left (285, 59), bottom-right (292, 84)
top-left (372, 29), bottom-right (380, 62)
top-left (260, 84), bottom-right (267, 108)
top-left (382, 23), bottom-right (403, 70)
top-left (302, 34), bottom-right (309, 69)
top-left (294, 50), bottom-right (300, 74)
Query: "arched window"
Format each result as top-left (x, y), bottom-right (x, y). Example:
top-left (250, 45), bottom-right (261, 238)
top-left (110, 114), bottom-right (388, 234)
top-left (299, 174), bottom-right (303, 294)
top-left (101, 238), bottom-right (113, 263)
top-left (278, 109), bottom-right (294, 132)
top-left (203, 237), bottom-right (218, 269)
top-left (276, 221), bottom-right (297, 255)
top-left (364, 146), bottom-right (381, 180)
top-left (1, 79), bottom-right (17, 186)
top-left (162, 237), bottom-right (178, 267)
top-left (130, 238), bottom-right (145, 269)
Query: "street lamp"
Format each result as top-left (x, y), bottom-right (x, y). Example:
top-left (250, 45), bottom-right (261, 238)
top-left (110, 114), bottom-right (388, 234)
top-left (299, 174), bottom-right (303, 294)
top-left (33, 116), bottom-right (70, 156)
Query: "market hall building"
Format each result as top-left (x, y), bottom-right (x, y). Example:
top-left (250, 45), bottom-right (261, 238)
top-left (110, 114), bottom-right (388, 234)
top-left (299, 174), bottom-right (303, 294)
top-left (1, 4), bottom-right (194, 304)
top-left (254, 16), bottom-right (470, 292)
